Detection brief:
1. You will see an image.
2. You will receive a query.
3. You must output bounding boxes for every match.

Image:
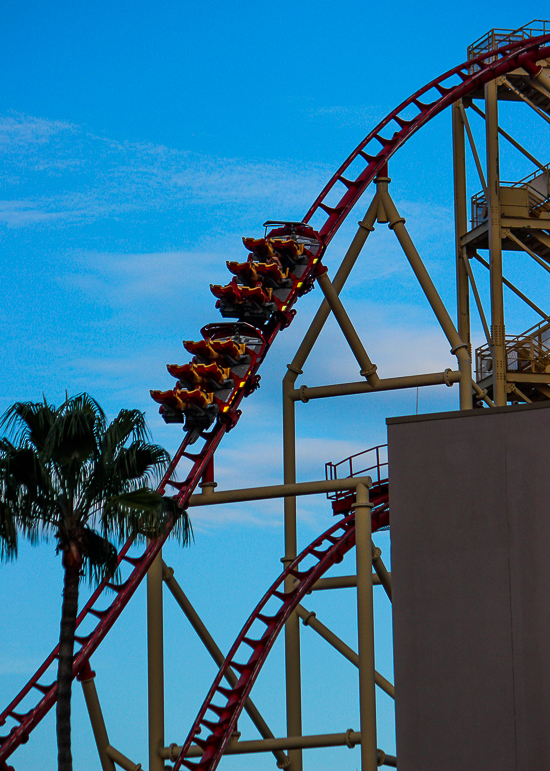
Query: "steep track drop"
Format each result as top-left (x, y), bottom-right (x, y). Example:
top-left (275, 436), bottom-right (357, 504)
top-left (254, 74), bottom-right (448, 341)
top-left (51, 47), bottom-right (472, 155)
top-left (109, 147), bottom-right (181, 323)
top-left (2, 30), bottom-right (550, 769)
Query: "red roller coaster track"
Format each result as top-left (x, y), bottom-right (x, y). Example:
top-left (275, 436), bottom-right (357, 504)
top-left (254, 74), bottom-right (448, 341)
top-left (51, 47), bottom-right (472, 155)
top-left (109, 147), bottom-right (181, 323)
top-left (2, 30), bottom-right (550, 770)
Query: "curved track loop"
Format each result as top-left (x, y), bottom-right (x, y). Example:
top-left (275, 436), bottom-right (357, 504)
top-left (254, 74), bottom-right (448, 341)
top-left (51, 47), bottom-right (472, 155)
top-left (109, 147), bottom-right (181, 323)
top-left (173, 488), bottom-right (388, 771)
top-left (304, 34), bottom-right (550, 246)
top-left (2, 30), bottom-right (550, 769)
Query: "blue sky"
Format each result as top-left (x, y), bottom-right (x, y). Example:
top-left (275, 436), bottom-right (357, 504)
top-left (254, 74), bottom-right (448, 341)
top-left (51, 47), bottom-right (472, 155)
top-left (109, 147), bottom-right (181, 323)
top-left (2, 2), bottom-right (550, 770)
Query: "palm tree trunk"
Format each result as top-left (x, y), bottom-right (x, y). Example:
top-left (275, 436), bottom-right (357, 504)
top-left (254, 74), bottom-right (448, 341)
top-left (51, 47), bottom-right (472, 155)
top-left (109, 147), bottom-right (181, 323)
top-left (57, 562), bottom-right (80, 771)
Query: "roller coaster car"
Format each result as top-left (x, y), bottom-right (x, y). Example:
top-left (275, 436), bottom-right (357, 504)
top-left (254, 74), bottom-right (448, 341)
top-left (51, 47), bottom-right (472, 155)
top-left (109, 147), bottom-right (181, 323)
top-left (263, 220), bottom-right (322, 256)
top-left (184, 336), bottom-right (249, 366)
top-left (167, 362), bottom-right (232, 391)
top-left (193, 362), bottom-right (232, 388)
top-left (167, 362), bottom-right (203, 387)
top-left (183, 338), bottom-right (220, 362)
top-left (210, 277), bottom-right (243, 306)
top-left (243, 236), bottom-right (307, 273)
top-left (211, 280), bottom-right (277, 322)
top-left (254, 261), bottom-right (290, 287)
top-left (150, 386), bottom-right (218, 436)
top-left (226, 260), bottom-right (260, 284)
top-left (226, 259), bottom-right (290, 289)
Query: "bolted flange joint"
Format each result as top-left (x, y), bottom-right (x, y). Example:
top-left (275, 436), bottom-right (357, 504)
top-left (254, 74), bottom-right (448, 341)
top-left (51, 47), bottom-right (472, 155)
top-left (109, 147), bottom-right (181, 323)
top-left (302, 610), bottom-right (316, 627)
top-left (286, 363), bottom-right (303, 376)
top-left (277, 755), bottom-right (292, 769)
top-left (360, 363), bottom-right (378, 378)
top-left (450, 342), bottom-right (469, 355)
top-left (345, 728), bottom-right (356, 748)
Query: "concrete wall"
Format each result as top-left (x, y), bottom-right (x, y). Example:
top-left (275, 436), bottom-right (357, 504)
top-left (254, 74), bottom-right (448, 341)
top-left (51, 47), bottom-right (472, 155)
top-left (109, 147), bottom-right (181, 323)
top-left (388, 402), bottom-right (550, 771)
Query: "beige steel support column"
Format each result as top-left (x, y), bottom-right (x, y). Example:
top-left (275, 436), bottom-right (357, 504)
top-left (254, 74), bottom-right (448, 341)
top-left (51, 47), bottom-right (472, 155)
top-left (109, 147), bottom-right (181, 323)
top-left (78, 664), bottom-right (116, 771)
top-left (355, 483), bottom-right (377, 771)
top-left (147, 553), bottom-right (165, 771)
top-left (283, 376), bottom-right (303, 771)
top-left (379, 183), bottom-right (473, 409)
top-left (485, 78), bottom-right (507, 406)
top-left (316, 271), bottom-right (380, 385)
top-left (453, 100), bottom-right (472, 401)
top-left (282, 195), bottom-right (379, 771)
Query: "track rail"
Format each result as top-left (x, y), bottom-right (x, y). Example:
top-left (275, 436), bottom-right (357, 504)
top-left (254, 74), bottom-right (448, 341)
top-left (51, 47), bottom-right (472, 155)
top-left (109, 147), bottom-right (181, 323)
top-left (303, 34), bottom-right (550, 246)
top-left (172, 489), bottom-right (388, 771)
top-left (2, 30), bottom-right (550, 770)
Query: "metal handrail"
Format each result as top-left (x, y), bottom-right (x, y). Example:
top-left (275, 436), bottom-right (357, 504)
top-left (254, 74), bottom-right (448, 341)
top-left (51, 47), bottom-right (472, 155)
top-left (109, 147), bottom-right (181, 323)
top-left (468, 20), bottom-right (550, 62)
top-left (325, 444), bottom-right (388, 500)
top-left (476, 335), bottom-right (550, 380)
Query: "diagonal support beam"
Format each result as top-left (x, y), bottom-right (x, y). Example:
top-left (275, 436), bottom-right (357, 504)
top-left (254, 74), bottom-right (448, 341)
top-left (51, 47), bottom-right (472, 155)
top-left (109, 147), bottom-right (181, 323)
top-left (459, 103), bottom-right (488, 196)
top-left (371, 543), bottom-right (392, 601)
top-left (472, 252), bottom-right (549, 321)
top-left (505, 229), bottom-right (550, 277)
top-left (468, 101), bottom-right (547, 172)
top-left (296, 603), bottom-right (394, 699)
top-left (461, 253), bottom-right (492, 348)
top-left (378, 185), bottom-right (472, 409)
top-left (162, 563), bottom-right (290, 770)
top-left (502, 77), bottom-right (550, 127)
top-left (316, 270), bottom-right (380, 386)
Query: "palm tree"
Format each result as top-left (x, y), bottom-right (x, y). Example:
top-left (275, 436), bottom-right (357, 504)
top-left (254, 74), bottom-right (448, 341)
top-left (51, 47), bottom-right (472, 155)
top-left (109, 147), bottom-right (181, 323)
top-left (0, 393), bottom-right (190, 771)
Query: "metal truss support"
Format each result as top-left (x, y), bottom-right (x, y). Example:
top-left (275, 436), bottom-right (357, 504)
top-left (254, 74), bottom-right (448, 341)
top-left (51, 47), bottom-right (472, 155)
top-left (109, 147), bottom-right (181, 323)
top-left (311, 574), bottom-right (385, 590)
top-left (371, 543), bottom-right (392, 601)
top-left (472, 252), bottom-right (549, 321)
top-left (296, 603), bottom-right (395, 699)
top-left (502, 76), bottom-right (550, 126)
top-left (78, 663), bottom-right (117, 771)
top-left (316, 271), bottom-right (380, 385)
top-left (162, 734), bottom-right (397, 766)
top-left (282, 195), bottom-right (379, 771)
top-left (377, 182), bottom-right (473, 409)
top-left (453, 101), bottom-right (472, 364)
top-left (105, 745), bottom-right (143, 771)
top-left (485, 78), bottom-right (507, 406)
top-left (505, 229), bottom-right (550, 276)
top-left (355, 483), bottom-right (378, 771)
top-left (187, 476), bottom-right (372, 506)
top-left (147, 553), bottom-right (165, 771)
top-left (461, 253), bottom-right (492, 347)
top-left (468, 101), bottom-right (547, 172)
top-left (162, 563), bottom-right (290, 769)
top-left (290, 370), bottom-right (460, 402)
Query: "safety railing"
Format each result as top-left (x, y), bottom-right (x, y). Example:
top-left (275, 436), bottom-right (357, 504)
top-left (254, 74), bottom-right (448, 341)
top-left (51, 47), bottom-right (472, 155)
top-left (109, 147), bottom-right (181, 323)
top-left (471, 163), bottom-right (550, 227)
top-left (325, 444), bottom-right (388, 501)
top-left (467, 20), bottom-right (550, 71)
top-left (476, 334), bottom-right (550, 380)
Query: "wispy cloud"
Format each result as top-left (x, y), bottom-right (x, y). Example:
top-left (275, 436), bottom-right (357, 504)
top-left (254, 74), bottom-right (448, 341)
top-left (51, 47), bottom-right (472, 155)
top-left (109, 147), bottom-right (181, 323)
top-left (0, 112), bottom-right (332, 228)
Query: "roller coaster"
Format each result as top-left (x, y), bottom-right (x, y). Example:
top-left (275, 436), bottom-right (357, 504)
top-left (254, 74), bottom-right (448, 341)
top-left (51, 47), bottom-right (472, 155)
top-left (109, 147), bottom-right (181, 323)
top-left (3, 19), bottom-right (550, 771)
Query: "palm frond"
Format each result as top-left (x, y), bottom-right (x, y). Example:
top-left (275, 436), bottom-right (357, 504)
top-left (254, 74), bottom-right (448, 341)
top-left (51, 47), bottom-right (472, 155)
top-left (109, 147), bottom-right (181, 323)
top-left (1, 401), bottom-right (57, 451)
top-left (100, 409), bottom-right (150, 462)
top-left (109, 443), bottom-right (170, 486)
top-left (0, 500), bottom-right (18, 560)
top-left (42, 401), bottom-right (101, 468)
top-left (80, 528), bottom-right (118, 585)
